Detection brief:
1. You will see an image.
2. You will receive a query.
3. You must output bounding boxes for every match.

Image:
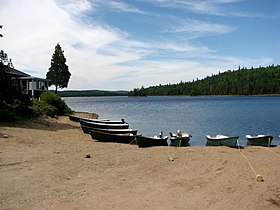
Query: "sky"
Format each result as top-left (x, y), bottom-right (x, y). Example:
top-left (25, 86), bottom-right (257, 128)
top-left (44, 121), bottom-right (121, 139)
top-left (0, 0), bottom-right (280, 91)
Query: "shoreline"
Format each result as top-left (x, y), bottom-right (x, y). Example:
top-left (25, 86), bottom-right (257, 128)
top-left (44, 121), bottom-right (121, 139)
top-left (0, 116), bottom-right (280, 209)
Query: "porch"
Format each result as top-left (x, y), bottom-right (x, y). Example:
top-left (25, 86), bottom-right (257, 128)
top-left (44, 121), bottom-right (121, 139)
top-left (17, 77), bottom-right (50, 98)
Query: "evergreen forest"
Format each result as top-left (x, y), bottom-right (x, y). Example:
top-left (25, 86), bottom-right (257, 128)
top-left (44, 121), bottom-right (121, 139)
top-left (129, 65), bottom-right (280, 96)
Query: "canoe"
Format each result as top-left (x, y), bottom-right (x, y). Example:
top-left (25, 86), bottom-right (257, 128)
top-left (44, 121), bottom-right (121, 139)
top-left (170, 130), bottom-right (192, 147)
top-left (81, 124), bottom-right (137, 135)
top-left (136, 132), bottom-right (168, 147)
top-left (90, 129), bottom-right (136, 144)
top-left (205, 135), bottom-right (239, 147)
top-left (246, 135), bottom-right (273, 147)
top-left (80, 120), bottom-right (129, 130)
top-left (69, 115), bottom-right (126, 124)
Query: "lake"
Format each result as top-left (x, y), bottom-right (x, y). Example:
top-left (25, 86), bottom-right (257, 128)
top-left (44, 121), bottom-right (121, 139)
top-left (63, 96), bottom-right (280, 146)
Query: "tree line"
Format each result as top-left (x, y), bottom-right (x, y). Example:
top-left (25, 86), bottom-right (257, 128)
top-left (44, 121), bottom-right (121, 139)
top-left (129, 65), bottom-right (280, 96)
top-left (56, 90), bottom-right (128, 97)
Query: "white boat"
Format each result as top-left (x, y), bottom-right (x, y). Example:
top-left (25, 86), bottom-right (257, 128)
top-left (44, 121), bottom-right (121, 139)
top-left (206, 135), bottom-right (239, 147)
top-left (246, 135), bottom-right (273, 147)
top-left (169, 130), bottom-right (192, 146)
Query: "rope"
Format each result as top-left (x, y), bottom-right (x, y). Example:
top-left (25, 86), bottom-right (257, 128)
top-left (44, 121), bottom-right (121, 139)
top-left (264, 136), bottom-right (280, 158)
top-left (237, 139), bottom-right (263, 181)
top-left (129, 138), bottom-right (136, 145)
top-left (264, 147), bottom-right (280, 158)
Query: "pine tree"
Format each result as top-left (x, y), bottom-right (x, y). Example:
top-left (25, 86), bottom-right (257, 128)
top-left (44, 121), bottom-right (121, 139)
top-left (46, 43), bottom-right (71, 94)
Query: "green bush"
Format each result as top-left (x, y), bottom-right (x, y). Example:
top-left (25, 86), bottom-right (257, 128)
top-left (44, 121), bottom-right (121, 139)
top-left (30, 99), bottom-right (58, 118)
top-left (0, 100), bottom-right (32, 122)
top-left (38, 92), bottom-right (73, 116)
top-left (0, 102), bottom-right (16, 121)
top-left (0, 92), bottom-right (73, 121)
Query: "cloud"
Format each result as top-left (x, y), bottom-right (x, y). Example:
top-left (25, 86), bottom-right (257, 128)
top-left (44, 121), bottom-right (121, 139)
top-left (145, 0), bottom-right (271, 18)
top-left (58, 0), bottom-right (93, 15)
top-left (0, 0), bottom-right (275, 90)
top-left (0, 0), bottom-right (124, 78)
top-left (163, 19), bottom-right (237, 39)
top-left (99, 0), bottom-right (148, 14)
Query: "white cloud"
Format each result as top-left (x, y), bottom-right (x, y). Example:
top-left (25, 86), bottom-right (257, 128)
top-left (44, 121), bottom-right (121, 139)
top-left (59, 0), bottom-right (93, 15)
top-left (0, 0), bottom-right (125, 81)
top-left (101, 0), bottom-right (148, 14)
top-left (163, 19), bottom-right (237, 39)
top-left (146, 0), bottom-right (271, 18)
top-left (0, 0), bottom-right (275, 90)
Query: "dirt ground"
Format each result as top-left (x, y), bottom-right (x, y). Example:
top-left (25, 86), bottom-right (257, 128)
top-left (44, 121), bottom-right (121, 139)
top-left (0, 116), bottom-right (280, 210)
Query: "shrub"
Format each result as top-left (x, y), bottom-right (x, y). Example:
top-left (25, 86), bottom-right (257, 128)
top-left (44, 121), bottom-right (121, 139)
top-left (38, 92), bottom-right (73, 116)
top-left (30, 99), bottom-right (58, 118)
top-left (0, 102), bottom-right (16, 121)
top-left (0, 100), bottom-right (32, 122)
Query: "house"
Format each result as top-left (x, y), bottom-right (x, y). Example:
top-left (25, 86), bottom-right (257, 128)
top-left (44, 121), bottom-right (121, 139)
top-left (6, 66), bottom-right (50, 98)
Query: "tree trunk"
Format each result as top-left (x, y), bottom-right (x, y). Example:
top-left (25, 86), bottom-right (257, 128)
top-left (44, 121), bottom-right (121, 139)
top-left (55, 84), bottom-right (58, 94)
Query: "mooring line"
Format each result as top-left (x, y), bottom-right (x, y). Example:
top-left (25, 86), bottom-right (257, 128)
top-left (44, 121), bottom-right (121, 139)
top-left (264, 147), bottom-right (280, 158)
top-left (237, 139), bottom-right (263, 181)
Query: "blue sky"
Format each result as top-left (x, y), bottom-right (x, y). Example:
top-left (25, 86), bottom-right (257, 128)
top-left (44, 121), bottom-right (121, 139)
top-left (0, 0), bottom-right (279, 90)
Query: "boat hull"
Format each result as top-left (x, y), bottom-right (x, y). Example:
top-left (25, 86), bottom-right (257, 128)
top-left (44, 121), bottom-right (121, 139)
top-left (81, 125), bottom-right (137, 135)
top-left (206, 136), bottom-right (239, 147)
top-left (246, 135), bottom-right (273, 147)
top-left (80, 120), bottom-right (129, 130)
top-left (70, 115), bottom-right (125, 124)
top-left (136, 135), bottom-right (168, 147)
top-left (90, 130), bottom-right (136, 144)
top-left (170, 137), bottom-right (190, 147)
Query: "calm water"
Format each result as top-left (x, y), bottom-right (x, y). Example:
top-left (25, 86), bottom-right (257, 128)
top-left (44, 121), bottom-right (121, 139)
top-left (64, 96), bottom-right (280, 146)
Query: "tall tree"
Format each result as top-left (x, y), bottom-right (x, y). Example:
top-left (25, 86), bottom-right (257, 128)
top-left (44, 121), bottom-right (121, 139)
top-left (0, 25), bottom-right (3, 37)
top-left (46, 43), bottom-right (71, 94)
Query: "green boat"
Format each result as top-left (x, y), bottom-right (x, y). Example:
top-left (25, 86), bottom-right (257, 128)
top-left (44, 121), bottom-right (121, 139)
top-left (169, 130), bottom-right (192, 147)
top-left (246, 135), bottom-right (273, 147)
top-left (206, 135), bottom-right (239, 147)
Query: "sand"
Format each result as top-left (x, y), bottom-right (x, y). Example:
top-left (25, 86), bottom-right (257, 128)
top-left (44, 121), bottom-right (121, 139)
top-left (0, 116), bottom-right (280, 210)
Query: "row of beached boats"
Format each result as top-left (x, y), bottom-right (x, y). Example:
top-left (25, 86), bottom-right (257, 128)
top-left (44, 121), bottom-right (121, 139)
top-left (69, 115), bottom-right (276, 147)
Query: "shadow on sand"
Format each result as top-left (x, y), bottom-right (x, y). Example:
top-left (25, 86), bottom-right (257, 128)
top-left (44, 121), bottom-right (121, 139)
top-left (0, 116), bottom-right (80, 132)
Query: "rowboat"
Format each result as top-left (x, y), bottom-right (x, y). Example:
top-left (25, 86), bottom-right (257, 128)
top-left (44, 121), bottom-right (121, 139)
top-left (69, 115), bottom-right (126, 124)
top-left (69, 115), bottom-right (83, 122)
top-left (80, 120), bottom-right (129, 130)
top-left (69, 115), bottom-right (108, 122)
top-left (205, 135), bottom-right (239, 147)
top-left (81, 124), bottom-right (137, 135)
top-left (136, 132), bottom-right (168, 147)
top-left (90, 129), bottom-right (136, 144)
top-left (246, 135), bottom-right (273, 147)
top-left (170, 130), bottom-right (192, 147)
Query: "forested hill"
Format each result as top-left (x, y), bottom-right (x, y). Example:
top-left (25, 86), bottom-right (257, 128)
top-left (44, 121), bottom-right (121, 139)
top-left (54, 90), bottom-right (128, 97)
top-left (131, 65), bottom-right (280, 96)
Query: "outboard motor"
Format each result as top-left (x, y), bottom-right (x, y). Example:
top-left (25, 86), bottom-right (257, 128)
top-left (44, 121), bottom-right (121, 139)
top-left (177, 130), bottom-right (182, 137)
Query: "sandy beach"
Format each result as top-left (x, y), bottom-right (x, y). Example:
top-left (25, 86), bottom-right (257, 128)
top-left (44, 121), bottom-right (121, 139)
top-left (0, 116), bottom-right (280, 210)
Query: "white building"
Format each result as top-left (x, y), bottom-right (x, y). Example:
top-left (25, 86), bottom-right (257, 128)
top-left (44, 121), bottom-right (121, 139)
top-left (7, 66), bottom-right (50, 97)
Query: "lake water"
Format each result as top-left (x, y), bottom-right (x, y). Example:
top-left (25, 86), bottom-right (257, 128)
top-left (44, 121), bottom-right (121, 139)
top-left (63, 96), bottom-right (280, 146)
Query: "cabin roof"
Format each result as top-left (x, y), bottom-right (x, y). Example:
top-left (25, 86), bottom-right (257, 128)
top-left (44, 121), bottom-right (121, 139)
top-left (18, 76), bottom-right (51, 81)
top-left (6, 66), bottom-right (30, 77)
